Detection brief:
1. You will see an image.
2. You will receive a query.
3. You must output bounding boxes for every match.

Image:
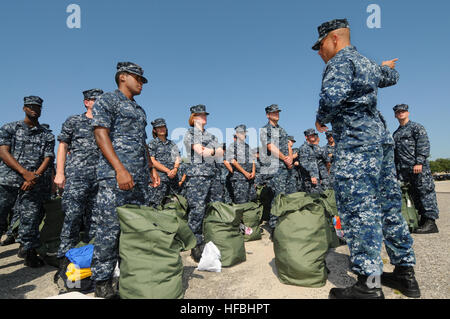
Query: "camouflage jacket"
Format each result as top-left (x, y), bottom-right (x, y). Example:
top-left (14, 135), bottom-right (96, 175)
top-left (297, 142), bottom-right (320, 179)
top-left (183, 126), bottom-right (220, 177)
top-left (393, 120), bottom-right (430, 169)
top-left (58, 113), bottom-right (99, 179)
top-left (227, 140), bottom-right (254, 180)
top-left (148, 137), bottom-right (180, 182)
top-left (316, 45), bottom-right (399, 150)
top-left (92, 89), bottom-right (150, 185)
top-left (0, 121), bottom-right (55, 187)
top-left (259, 122), bottom-right (290, 172)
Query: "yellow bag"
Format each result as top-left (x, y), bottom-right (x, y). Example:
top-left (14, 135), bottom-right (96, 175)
top-left (65, 263), bottom-right (92, 281)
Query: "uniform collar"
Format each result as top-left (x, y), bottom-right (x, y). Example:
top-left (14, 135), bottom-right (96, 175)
top-left (115, 89), bottom-right (137, 104)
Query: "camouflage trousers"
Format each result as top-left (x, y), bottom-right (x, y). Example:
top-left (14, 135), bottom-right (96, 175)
top-left (285, 168), bottom-right (298, 195)
top-left (57, 177), bottom-right (98, 258)
top-left (185, 176), bottom-right (222, 245)
top-left (91, 181), bottom-right (147, 282)
top-left (147, 178), bottom-right (180, 208)
top-left (0, 183), bottom-right (44, 250)
top-left (231, 179), bottom-right (256, 204)
top-left (398, 165), bottom-right (439, 220)
top-left (267, 168), bottom-right (290, 229)
top-left (333, 144), bottom-right (416, 276)
top-left (223, 175), bottom-right (234, 204)
top-left (319, 166), bottom-right (332, 190)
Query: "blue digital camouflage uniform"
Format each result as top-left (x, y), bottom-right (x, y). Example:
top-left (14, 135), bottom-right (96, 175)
top-left (0, 120), bottom-right (55, 250)
top-left (91, 89), bottom-right (150, 282)
top-left (227, 140), bottom-right (256, 204)
top-left (56, 112), bottom-right (100, 259)
top-left (298, 141), bottom-right (322, 193)
top-left (183, 125), bottom-right (221, 245)
top-left (177, 162), bottom-right (188, 197)
top-left (393, 120), bottom-right (439, 220)
top-left (316, 45), bottom-right (415, 276)
top-left (216, 161), bottom-right (233, 204)
top-left (325, 141), bottom-right (336, 187)
top-left (260, 118), bottom-right (291, 229)
top-left (314, 144), bottom-right (331, 190)
top-left (147, 137), bottom-right (181, 207)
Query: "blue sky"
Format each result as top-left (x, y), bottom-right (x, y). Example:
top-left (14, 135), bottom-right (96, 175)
top-left (1, 0), bottom-right (449, 159)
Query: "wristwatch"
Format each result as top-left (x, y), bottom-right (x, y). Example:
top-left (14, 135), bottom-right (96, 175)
top-left (34, 173), bottom-right (41, 178)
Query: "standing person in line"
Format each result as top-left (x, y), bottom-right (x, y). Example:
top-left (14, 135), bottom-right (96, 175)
top-left (91, 62), bottom-right (159, 298)
top-left (183, 105), bottom-right (224, 262)
top-left (147, 118), bottom-right (181, 207)
top-left (312, 134), bottom-right (331, 190)
top-left (298, 128), bottom-right (321, 194)
top-left (312, 18), bottom-right (419, 299)
top-left (259, 104), bottom-right (293, 237)
top-left (219, 143), bottom-right (234, 204)
top-left (0, 96), bottom-right (55, 267)
top-left (392, 104), bottom-right (439, 234)
top-left (325, 130), bottom-right (336, 187)
top-left (52, 88), bottom-right (104, 281)
top-left (286, 136), bottom-right (299, 194)
top-left (227, 125), bottom-right (256, 204)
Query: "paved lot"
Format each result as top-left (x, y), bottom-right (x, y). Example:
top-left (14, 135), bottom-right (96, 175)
top-left (1, 181), bottom-right (449, 299)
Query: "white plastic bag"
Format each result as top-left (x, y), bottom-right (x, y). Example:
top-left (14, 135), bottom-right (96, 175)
top-left (196, 241), bottom-right (222, 272)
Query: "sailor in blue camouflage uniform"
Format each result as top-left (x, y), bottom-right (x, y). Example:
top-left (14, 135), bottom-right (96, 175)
top-left (392, 104), bottom-right (439, 234)
top-left (147, 118), bottom-right (181, 207)
top-left (52, 89), bottom-right (103, 280)
top-left (0, 96), bottom-right (55, 267)
top-left (227, 125), bottom-right (256, 204)
top-left (259, 104), bottom-right (293, 233)
top-left (313, 135), bottom-right (332, 190)
top-left (324, 130), bottom-right (336, 187)
top-left (183, 104), bottom-right (224, 262)
top-left (312, 19), bottom-right (419, 299)
top-left (219, 143), bottom-right (234, 204)
top-left (177, 161), bottom-right (188, 197)
top-left (286, 136), bottom-right (299, 194)
top-left (90, 62), bottom-right (159, 298)
top-left (297, 129), bottom-right (322, 193)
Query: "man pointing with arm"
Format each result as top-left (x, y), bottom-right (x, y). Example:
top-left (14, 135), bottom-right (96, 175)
top-left (312, 19), bottom-right (419, 299)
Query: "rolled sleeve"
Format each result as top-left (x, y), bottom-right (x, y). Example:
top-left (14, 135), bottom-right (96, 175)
top-left (57, 118), bottom-right (73, 144)
top-left (44, 132), bottom-right (56, 158)
top-left (0, 123), bottom-right (14, 147)
top-left (92, 96), bottom-right (114, 129)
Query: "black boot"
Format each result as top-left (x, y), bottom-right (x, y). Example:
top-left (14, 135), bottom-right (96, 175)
top-left (17, 244), bottom-right (26, 258)
top-left (24, 249), bottom-right (45, 268)
top-left (414, 218), bottom-right (438, 234)
top-left (381, 266), bottom-right (421, 298)
top-left (1, 235), bottom-right (16, 246)
top-left (329, 275), bottom-right (385, 299)
top-left (53, 257), bottom-right (71, 283)
top-left (95, 279), bottom-right (119, 299)
top-left (190, 243), bottom-right (205, 263)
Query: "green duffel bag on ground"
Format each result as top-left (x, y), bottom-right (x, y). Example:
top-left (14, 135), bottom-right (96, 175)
top-left (35, 197), bottom-right (65, 267)
top-left (237, 201), bottom-right (263, 242)
top-left (118, 204), bottom-right (196, 299)
top-left (400, 184), bottom-right (420, 232)
top-left (158, 194), bottom-right (189, 221)
top-left (203, 202), bottom-right (246, 267)
top-left (271, 192), bottom-right (329, 288)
